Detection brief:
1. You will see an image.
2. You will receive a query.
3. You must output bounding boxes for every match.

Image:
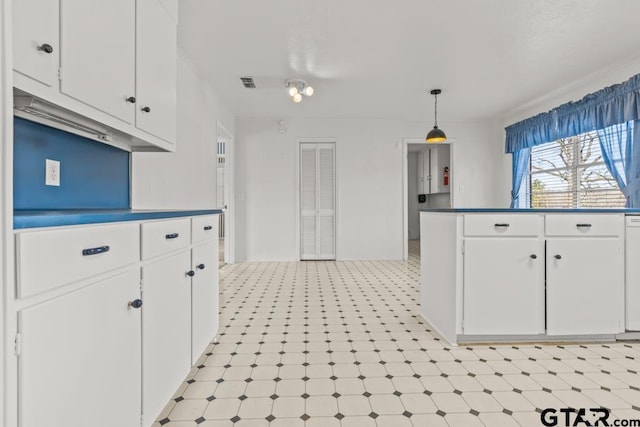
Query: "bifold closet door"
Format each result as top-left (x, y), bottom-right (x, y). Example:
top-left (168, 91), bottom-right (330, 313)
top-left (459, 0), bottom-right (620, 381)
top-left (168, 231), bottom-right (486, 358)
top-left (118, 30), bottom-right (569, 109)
top-left (300, 143), bottom-right (335, 260)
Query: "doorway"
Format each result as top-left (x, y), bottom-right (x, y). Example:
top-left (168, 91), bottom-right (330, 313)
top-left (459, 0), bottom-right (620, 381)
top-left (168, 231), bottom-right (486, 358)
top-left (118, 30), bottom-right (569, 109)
top-left (403, 138), bottom-right (453, 260)
top-left (216, 123), bottom-right (234, 266)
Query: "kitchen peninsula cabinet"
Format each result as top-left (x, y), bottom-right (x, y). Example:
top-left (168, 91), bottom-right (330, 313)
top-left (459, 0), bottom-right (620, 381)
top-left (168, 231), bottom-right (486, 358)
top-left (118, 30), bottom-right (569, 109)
top-left (420, 209), bottom-right (625, 345)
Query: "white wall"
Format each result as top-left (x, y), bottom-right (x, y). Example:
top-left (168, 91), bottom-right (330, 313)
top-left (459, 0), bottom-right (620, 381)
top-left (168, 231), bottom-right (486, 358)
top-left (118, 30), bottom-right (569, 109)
top-left (132, 52), bottom-right (234, 209)
top-left (494, 59), bottom-right (640, 204)
top-left (234, 117), bottom-right (504, 262)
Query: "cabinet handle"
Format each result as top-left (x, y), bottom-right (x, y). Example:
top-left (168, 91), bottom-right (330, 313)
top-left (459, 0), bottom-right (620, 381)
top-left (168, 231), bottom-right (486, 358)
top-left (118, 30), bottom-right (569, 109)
top-left (186, 270), bottom-right (195, 277)
top-left (576, 223), bottom-right (592, 228)
top-left (554, 254), bottom-right (562, 260)
top-left (494, 223), bottom-right (510, 227)
top-left (204, 225), bottom-right (213, 231)
top-left (165, 233), bottom-right (179, 239)
top-left (82, 245), bottom-right (110, 256)
top-left (126, 96), bottom-right (136, 103)
top-left (128, 299), bottom-right (143, 309)
top-left (530, 254), bottom-right (537, 259)
top-left (37, 43), bottom-right (53, 54)
top-left (197, 263), bottom-right (205, 270)
top-left (141, 106), bottom-right (151, 113)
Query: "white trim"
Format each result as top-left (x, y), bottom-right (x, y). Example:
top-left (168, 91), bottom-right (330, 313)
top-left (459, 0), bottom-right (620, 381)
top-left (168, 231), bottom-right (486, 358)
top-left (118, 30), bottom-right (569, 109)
top-left (217, 121), bottom-right (235, 264)
top-left (402, 137), bottom-right (455, 260)
top-left (2, 0), bottom-right (15, 425)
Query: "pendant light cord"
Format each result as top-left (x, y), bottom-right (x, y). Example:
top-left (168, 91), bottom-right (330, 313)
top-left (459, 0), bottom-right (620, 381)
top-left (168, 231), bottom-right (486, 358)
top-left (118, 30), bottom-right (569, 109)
top-left (434, 94), bottom-right (438, 128)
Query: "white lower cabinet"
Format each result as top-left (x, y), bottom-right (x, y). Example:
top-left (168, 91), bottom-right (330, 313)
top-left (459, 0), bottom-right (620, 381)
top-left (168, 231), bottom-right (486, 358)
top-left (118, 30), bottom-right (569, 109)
top-left (142, 250), bottom-right (192, 426)
top-left (191, 239), bottom-right (219, 364)
top-left (546, 238), bottom-right (624, 335)
top-left (463, 238), bottom-right (544, 335)
top-left (19, 269), bottom-right (142, 427)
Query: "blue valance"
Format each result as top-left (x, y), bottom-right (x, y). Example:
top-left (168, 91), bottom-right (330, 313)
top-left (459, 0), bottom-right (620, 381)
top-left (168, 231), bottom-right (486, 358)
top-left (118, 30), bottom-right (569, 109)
top-left (505, 73), bottom-right (640, 153)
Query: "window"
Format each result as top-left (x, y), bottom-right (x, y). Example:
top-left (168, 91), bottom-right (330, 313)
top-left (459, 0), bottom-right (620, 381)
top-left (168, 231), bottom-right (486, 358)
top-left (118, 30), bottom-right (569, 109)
top-left (520, 130), bottom-right (626, 208)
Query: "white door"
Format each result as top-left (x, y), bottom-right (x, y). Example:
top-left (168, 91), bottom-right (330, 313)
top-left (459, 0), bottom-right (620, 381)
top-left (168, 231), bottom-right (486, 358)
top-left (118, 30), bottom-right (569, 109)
top-left (19, 270), bottom-right (141, 427)
top-left (191, 239), bottom-right (219, 364)
top-left (463, 239), bottom-right (544, 335)
top-left (142, 251), bottom-right (192, 426)
top-left (300, 143), bottom-right (336, 260)
top-left (60, 0), bottom-right (135, 123)
top-left (13, 0), bottom-right (59, 87)
top-left (546, 238), bottom-right (624, 335)
top-left (627, 225), bottom-right (640, 330)
top-left (136, 0), bottom-right (177, 143)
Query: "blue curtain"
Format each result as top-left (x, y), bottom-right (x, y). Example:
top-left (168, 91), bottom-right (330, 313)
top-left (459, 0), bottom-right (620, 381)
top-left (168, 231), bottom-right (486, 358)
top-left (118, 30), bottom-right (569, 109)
top-left (505, 73), bottom-right (640, 207)
top-left (510, 149), bottom-right (530, 208)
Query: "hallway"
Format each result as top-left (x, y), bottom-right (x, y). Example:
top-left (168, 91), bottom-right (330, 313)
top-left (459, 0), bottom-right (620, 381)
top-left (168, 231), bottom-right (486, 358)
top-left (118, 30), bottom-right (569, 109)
top-left (155, 245), bottom-right (640, 427)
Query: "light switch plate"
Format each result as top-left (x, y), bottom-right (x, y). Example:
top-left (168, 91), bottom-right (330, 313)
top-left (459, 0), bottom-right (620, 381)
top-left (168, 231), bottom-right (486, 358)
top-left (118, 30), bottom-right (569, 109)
top-left (45, 159), bottom-right (60, 186)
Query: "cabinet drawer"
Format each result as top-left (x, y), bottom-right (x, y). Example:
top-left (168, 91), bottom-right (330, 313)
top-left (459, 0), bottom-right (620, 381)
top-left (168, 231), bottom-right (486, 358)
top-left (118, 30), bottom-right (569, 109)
top-left (141, 218), bottom-right (190, 260)
top-left (16, 222), bottom-right (139, 298)
top-left (464, 214), bottom-right (541, 237)
top-left (192, 215), bottom-right (218, 244)
top-left (545, 214), bottom-right (623, 237)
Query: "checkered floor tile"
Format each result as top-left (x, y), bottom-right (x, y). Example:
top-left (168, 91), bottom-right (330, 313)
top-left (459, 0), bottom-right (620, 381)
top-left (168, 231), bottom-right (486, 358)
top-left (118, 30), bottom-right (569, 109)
top-left (153, 241), bottom-right (640, 427)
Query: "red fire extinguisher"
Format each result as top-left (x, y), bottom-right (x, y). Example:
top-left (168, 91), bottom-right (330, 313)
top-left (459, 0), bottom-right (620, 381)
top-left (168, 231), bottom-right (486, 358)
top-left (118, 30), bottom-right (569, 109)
top-left (443, 167), bottom-right (449, 186)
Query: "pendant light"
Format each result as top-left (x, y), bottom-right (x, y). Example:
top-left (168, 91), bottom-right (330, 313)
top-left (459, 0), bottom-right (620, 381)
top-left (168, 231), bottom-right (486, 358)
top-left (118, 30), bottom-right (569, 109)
top-left (426, 89), bottom-right (446, 143)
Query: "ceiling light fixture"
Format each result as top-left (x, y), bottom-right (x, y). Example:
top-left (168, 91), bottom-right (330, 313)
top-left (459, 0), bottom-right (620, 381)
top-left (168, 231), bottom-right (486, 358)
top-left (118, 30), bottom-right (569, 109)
top-left (426, 89), bottom-right (446, 143)
top-left (285, 79), bottom-right (314, 104)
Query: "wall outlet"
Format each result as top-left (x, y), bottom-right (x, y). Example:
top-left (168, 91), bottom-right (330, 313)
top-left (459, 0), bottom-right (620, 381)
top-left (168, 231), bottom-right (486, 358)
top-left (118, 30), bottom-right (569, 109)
top-left (45, 159), bottom-right (60, 186)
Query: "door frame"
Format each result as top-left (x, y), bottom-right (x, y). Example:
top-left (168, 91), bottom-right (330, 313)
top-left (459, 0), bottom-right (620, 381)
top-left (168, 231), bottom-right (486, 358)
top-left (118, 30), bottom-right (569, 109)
top-left (217, 121), bottom-right (234, 264)
top-left (295, 138), bottom-right (338, 260)
top-left (402, 137), bottom-right (455, 260)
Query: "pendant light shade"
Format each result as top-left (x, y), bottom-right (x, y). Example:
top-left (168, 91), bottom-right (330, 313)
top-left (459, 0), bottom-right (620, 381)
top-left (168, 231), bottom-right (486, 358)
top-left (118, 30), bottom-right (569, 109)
top-left (426, 89), bottom-right (446, 143)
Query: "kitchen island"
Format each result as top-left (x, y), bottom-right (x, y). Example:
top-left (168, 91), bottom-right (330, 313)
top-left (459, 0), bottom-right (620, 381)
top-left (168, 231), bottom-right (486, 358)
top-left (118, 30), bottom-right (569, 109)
top-left (419, 208), bottom-right (640, 346)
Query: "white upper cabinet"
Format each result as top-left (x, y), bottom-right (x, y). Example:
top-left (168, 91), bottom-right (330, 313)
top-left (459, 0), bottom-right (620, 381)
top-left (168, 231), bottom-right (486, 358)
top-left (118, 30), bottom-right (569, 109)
top-left (13, 0), bottom-right (59, 87)
top-left (59, 0), bottom-right (136, 124)
top-left (136, 0), bottom-right (177, 143)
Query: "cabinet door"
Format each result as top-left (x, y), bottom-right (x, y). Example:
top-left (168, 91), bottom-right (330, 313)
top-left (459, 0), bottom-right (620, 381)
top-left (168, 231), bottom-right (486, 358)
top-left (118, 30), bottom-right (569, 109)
top-left (20, 270), bottom-right (141, 427)
top-left (547, 238), bottom-right (624, 335)
top-left (136, 0), bottom-right (177, 143)
top-left (463, 239), bottom-right (544, 335)
top-left (60, 0), bottom-right (135, 123)
top-left (142, 251), bottom-right (191, 426)
top-left (191, 240), bottom-right (219, 364)
top-left (13, 0), bottom-right (59, 87)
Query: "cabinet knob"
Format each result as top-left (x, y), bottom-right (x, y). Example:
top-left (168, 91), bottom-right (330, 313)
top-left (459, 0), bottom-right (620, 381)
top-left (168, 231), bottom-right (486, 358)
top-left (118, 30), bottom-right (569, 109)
top-left (37, 43), bottom-right (53, 54)
top-left (186, 270), bottom-right (195, 277)
top-left (126, 96), bottom-right (136, 103)
top-left (128, 299), bottom-right (143, 309)
top-left (197, 263), bottom-right (206, 270)
top-left (554, 254), bottom-right (562, 260)
top-left (530, 254), bottom-right (537, 259)
top-left (141, 106), bottom-right (151, 113)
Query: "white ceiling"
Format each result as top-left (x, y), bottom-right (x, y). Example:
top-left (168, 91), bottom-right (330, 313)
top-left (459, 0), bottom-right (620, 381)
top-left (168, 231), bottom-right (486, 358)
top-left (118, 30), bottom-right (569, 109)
top-left (178, 0), bottom-right (640, 122)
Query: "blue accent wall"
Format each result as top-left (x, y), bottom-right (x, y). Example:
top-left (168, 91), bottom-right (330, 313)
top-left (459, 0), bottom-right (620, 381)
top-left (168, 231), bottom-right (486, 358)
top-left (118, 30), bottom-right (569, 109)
top-left (13, 117), bottom-right (130, 210)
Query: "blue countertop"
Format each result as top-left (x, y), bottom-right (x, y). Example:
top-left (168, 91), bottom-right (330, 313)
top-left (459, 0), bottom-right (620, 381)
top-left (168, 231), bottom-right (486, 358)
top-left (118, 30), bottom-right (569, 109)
top-left (420, 208), bottom-right (640, 214)
top-left (14, 209), bottom-right (223, 229)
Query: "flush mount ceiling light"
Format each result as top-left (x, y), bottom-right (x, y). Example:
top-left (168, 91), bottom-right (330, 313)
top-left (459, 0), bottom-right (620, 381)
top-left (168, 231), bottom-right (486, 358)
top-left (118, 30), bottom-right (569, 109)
top-left (285, 79), bottom-right (314, 103)
top-left (426, 89), bottom-right (446, 143)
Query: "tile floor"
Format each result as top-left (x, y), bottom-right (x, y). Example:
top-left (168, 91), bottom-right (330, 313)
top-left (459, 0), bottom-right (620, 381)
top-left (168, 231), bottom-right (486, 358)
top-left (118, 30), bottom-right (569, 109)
top-left (154, 240), bottom-right (640, 427)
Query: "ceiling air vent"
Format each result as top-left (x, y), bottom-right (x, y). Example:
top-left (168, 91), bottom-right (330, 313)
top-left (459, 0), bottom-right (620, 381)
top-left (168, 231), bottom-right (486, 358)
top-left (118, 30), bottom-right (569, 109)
top-left (240, 77), bottom-right (256, 88)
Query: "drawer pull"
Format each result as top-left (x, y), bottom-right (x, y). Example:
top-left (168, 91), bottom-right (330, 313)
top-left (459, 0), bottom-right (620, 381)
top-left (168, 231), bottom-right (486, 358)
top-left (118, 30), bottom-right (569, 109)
top-left (530, 254), bottom-right (537, 259)
top-left (196, 263), bottom-right (205, 270)
top-left (165, 233), bottom-right (179, 239)
top-left (204, 225), bottom-right (213, 231)
top-left (128, 299), bottom-right (143, 309)
top-left (82, 245), bottom-right (110, 256)
top-left (576, 223), bottom-right (592, 228)
top-left (554, 254), bottom-right (562, 260)
top-left (186, 270), bottom-right (195, 277)
top-left (494, 223), bottom-right (510, 227)
top-left (37, 43), bottom-right (53, 54)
